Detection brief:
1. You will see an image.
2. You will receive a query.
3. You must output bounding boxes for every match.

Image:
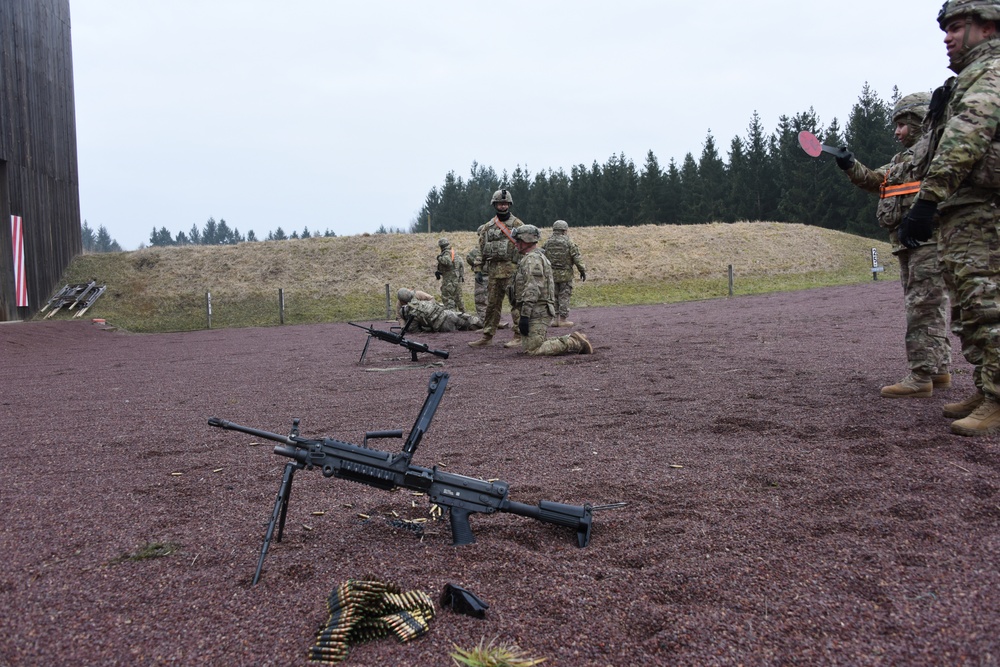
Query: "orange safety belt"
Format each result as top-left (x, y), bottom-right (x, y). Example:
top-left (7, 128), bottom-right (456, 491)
top-left (494, 218), bottom-right (516, 243)
top-left (880, 173), bottom-right (921, 199)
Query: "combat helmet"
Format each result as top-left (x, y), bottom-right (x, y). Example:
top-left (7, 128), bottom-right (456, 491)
top-left (513, 224), bottom-right (540, 243)
top-left (438, 237), bottom-right (450, 248)
top-left (397, 288), bottom-right (414, 303)
top-left (892, 92), bottom-right (931, 123)
top-left (938, 0), bottom-right (1000, 29)
top-left (552, 220), bottom-right (569, 232)
top-left (491, 189), bottom-right (513, 207)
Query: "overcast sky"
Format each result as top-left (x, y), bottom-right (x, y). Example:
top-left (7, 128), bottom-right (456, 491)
top-left (70, 1), bottom-right (952, 250)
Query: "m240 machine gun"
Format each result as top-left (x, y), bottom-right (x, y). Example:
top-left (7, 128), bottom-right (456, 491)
top-left (348, 317), bottom-right (449, 363)
top-left (209, 372), bottom-right (612, 585)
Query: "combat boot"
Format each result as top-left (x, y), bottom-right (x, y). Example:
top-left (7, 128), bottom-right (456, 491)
top-left (932, 372), bottom-right (952, 388)
top-left (880, 374), bottom-right (932, 398)
top-left (950, 396), bottom-right (1000, 436)
top-left (559, 317), bottom-right (574, 327)
top-left (549, 318), bottom-right (558, 327)
top-left (570, 331), bottom-right (593, 354)
top-left (467, 334), bottom-right (493, 348)
top-left (943, 390), bottom-right (985, 419)
top-left (503, 334), bottom-right (522, 349)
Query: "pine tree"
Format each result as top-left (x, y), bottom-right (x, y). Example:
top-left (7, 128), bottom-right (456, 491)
top-left (696, 131), bottom-right (728, 222)
top-left (81, 220), bottom-right (96, 252)
top-left (638, 150), bottom-right (666, 224)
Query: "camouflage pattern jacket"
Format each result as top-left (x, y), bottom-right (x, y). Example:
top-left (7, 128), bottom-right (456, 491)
top-left (513, 247), bottom-right (556, 319)
top-left (478, 216), bottom-right (523, 279)
top-left (541, 233), bottom-right (586, 283)
top-left (401, 297), bottom-right (446, 332)
top-left (846, 133), bottom-right (931, 247)
top-left (918, 39), bottom-right (1000, 212)
top-left (437, 247), bottom-right (464, 280)
top-left (465, 247), bottom-right (483, 274)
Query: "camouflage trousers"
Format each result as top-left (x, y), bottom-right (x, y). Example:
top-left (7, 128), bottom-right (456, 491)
top-left (938, 200), bottom-right (1000, 398)
top-left (554, 281), bottom-right (574, 318)
top-left (482, 275), bottom-right (519, 337)
top-left (897, 243), bottom-right (951, 380)
top-left (521, 317), bottom-right (584, 356)
top-left (474, 276), bottom-right (488, 319)
top-left (440, 274), bottom-right (464, 312)
top-left (429, 310), bottom-right (481, 332)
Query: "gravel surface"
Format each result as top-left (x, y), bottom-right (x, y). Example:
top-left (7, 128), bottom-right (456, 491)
top-left (2, 281), bottom-right (999, 666)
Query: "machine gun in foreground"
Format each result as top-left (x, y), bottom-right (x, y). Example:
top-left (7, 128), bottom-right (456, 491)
top-left (348, 318), bottom-right (449, 363)
top-left (209, 372), bottom-right (605, 585)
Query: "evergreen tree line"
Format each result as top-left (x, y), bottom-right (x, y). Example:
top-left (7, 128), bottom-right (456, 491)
top-left (81, 220), bottom-right (122, 253)
top-left (146, 217), bottom-right (340, 247)
top-left (413, 84), bottom-right (903, 239)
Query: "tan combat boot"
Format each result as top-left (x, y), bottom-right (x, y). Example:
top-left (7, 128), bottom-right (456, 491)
top-left (880, 375), bottom-right (932, 398)
top-left (503, 334), bottom-right (522, 349)
top-left (549, 318), bottom-right (558, 327)
top-left (951, 396), bottom-right (1000, 436)
top-left (570, 331), bottom-right (593, 354)
top-left (932, 372), bottom-right (952, 388)
top-left (559, 317), bottom-right (574, 327)
top-left (467, 334), bottom-right (493, 348)
top-left (943, 390), bottom-right (985, 419)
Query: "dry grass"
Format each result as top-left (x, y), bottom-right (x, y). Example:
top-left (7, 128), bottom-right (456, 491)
top-left (53, 222), bottom-right (897, 332)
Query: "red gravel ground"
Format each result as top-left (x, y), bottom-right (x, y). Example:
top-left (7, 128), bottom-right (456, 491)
top-left (2, 280), bottom-right (999, 666)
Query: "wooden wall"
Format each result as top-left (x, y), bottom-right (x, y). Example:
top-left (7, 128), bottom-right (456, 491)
top-left (0, 0), bottom-right (81, 320)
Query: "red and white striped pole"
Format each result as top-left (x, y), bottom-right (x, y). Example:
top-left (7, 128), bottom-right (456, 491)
top-left (11, 215), bottom-right (28, 307)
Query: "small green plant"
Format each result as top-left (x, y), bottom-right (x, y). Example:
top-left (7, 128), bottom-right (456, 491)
top-left (451, 638), bottom-right (546, 667)
top-left (110, 541), bottom-right (180, 563)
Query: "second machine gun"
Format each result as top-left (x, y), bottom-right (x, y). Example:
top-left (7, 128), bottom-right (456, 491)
top-left (209, 372), bottom-right (602, 585)
top-left (348, 317), bottom-right (449, 363)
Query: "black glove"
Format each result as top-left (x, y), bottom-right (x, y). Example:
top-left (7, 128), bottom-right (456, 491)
top-left (475, 272), bottom-right (484, 285)
top-left (835, 146), bottom-right (855, 171)
top-left (579, 270), bottom-right (586, 282)
top-left (435, 271), bottom-right (442, 280)
top-left (898, 199), bottom-right (938, 249)
top-left (518, 316), bottom-right (530, 336)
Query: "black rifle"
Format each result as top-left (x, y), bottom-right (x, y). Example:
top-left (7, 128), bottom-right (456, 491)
top-left (348, 317), bottom-right (449, 363)
top-left (208, 372), bottom-right (602, 585)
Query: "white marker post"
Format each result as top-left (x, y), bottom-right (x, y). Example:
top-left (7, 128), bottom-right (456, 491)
top-left (871, 248), bottom-right (883, 281)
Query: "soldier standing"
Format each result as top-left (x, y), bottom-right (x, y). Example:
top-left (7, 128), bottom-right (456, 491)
top-left (837, 93), bottom-right (952, 398)
top-left (465, 246), bottom-right (488, 320)
top-left (469, 189), bottom-right (523, 348)
top-left (435, 238), bottom-right (465, 312)
top-left (511, 225), bottom-right (593, 356)
top-left (396, 288), bottom-right (482, 332)
top-left (899, 0), bottom-right (1000, 435)
top-left (542, 219), bottom-right (587, 327)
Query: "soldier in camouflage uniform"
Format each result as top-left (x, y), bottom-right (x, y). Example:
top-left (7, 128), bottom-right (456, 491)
top-left (469, 189), bottom-right (524, 348)
top-left (899, 0), bottom-right (1000, 435)
top-left (435, 238), bottom-right (465, 312)
top-left (837, 93), bottom-right (952, 398)
top-left (542, 220), bottom-right (587, 327)
top-left (396, 288), bottom-right (482, 332)
top-left (511, 225), bottom-right (593, 356)
top-left (465, 246), bottom-right (488, 319)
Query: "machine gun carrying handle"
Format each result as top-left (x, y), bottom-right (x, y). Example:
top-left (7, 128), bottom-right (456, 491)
top-left (364, 429), bottom-right (403, 446)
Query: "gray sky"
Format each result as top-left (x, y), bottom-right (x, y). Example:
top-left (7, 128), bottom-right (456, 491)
top-left (71, 1), bottom-right (952, 250)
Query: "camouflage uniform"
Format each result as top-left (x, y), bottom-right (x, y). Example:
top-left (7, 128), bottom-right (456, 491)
top-left (436, 240), bottom-right (465, 312)
top-left (541, 221), bottom-right (587, 326)
top-left (907, 0), bottom-right (1000, 434)
top-left (478, 215), bottom-right (522, 337)
top-left (465, 246), bottom-right (488, 319)
top-left (401, 297), bottom-right (482, 332)
top-left (512, 227), bottom-right (592, 356)
top-left (844, 95), bottom-right (952, 392)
